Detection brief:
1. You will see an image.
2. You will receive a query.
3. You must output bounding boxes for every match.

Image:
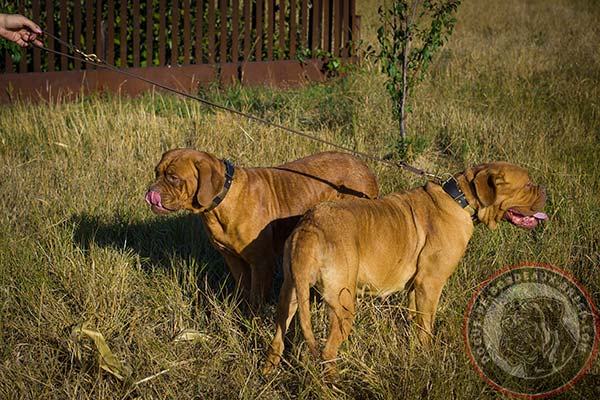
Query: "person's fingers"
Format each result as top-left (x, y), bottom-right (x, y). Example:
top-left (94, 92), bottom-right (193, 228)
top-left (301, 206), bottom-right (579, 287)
top-left (20, 17), bottom-right (42, 35)
top-left (27, 33), bottom-right (43, 47)
top-left (15, 37), bottom-right (28, 47)
top-left (6, 15), bottom-right (42, 34)
top-left (0, 30), bottom-right (20, 43)
top-left (22, 30), bottom-right (43, 46)
top-left (26, 35), bottom-right (43, 47)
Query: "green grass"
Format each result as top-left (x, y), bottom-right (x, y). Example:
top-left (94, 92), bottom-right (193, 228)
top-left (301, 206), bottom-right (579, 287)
top-left (1, 0), bottom-right (599, 398)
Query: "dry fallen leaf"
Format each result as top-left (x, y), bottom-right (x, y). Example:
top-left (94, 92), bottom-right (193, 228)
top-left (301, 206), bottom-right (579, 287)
top-left (71, 323), bottom-right (132, 381)
top-left (174, 328), bottom-right (211, 343)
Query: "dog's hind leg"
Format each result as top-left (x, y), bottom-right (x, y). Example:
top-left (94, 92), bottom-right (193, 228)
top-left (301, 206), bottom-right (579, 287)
top-left (263, 232), bottom-right (313, 374)
top-left (262, 275), bottom-right (298, 374)
top-left (289, 230), bottom-right (323, 360)
top-left (321, 284), bottom-right (356, 380)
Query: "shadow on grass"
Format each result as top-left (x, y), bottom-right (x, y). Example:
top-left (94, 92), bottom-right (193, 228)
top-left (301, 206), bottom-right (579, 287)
top-left (69, 212), bottom-right (234, 296)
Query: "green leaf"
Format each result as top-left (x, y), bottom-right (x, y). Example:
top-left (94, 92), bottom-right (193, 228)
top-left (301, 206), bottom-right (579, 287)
top-left (11, 49), bottom-right (21, 64)
top-left (375, 0), bottom-right (461, 136)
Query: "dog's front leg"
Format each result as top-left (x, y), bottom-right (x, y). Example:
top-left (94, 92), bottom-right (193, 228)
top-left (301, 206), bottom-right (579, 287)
top-left (223, 253), bottom-right (252, 299)
top-left (249, 260), bottom-right (275, 307)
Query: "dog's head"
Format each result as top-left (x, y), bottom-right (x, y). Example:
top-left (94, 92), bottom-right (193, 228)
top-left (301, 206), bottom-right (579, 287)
top-left (145, 149), bottom-right (226, 214)
top-left (463, 162), bottom-right (548, 229)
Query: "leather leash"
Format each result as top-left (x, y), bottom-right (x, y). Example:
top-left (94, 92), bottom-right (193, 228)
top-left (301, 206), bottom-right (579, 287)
top-left (27, 31), bottom-right (443, 181)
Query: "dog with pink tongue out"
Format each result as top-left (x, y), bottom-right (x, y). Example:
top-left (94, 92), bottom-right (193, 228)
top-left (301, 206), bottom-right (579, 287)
top-left (263, 161), bottom-right (548, 379)
top-left (144, 149), bottom-right (379, 306)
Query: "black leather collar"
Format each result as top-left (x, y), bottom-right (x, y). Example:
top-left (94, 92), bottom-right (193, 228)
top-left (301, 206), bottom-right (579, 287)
top-left (204, 159), bottom-right (235, 212)
top-left (442, 176), bottom-right (477, 220)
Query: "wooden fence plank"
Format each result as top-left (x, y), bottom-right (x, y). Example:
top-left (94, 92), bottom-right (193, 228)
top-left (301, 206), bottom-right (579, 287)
top-left (266, 0), bottom-right (274, 60)
top-left (350, 0), bottom-right (355, 55)
top-left (47, 0), bottom-right (55, 71)
top-left (325, 0), bottom-right (332, 53)
top-left (278, 0), bottom-right (286, 59)
top-left (18, 2), bottom-right (27, 72)
top-left (159, 0), bottom-right (166, 65)
top-left (107, 0), bottom-right (115, 65)
top-left (219, 0), bottom-right (228, 63)
top-left (74, 0), bottom-right (82, 70)
top-left (120, 0), bottom-right (128, 67)
top-left (300, 0), bottom-right (308, 51)
top-left (243, 0), bottom-right (251, 60)
top-left (311, 0), bottom-right (321, 52)
top-left (85, 0), bottom-right (94, 54)
top-left (289, 0), bottom-right (297, 58)
top-left (255, 0), bottom-right (263, 61)
top-left (232, 0), bottom-right (240, 62)
top-left (208, 0), bottom-right (216, 63)
top-left (172, 0), bottom-right (180, 64)
top-left (95, 1), bottom-right (103, 61)
top-left (146, 0), bottom-right (154, 66)
top-left (60, 0), bottom-right (68, 70)
top-left (333, 0), bottom-right (341, 56)
top-left (183, 0), bottom-right (191, 64)
top-left (33, 0), bottom-right (41, 71)
top-left (195, 0), bottom-right (204, 63)
top-left (133, 0), bottom-right (141, 67)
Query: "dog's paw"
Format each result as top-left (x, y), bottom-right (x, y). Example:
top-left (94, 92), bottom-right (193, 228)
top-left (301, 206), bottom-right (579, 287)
top-left (322, 361), bottom-right (340, 383)
top-left (261, 354), bottom-right (280, 376)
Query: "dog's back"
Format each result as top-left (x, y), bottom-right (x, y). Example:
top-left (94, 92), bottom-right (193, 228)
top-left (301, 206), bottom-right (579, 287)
top-left (245, 151), bottom-right (379, 207)
top-left (240, 151), bottom-right (379, 254)
top-left (274, 151), bottom-right (379, 200)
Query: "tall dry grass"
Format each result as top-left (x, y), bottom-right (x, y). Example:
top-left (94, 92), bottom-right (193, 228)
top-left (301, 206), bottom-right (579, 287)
top-left (1, 0), bottom-right (599, 398)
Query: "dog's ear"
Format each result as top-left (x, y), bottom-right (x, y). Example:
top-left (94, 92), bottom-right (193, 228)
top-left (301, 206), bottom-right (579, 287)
top-left (473, 168), bottom-right (505, 207)
top-left (473, 167), bottom-right (506, 229)
top-left (193, 152), bottom-right (225, 211)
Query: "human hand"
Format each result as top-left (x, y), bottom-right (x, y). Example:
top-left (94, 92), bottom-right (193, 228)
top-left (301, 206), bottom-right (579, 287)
top-left (0, 13), bottom-right (43, 47)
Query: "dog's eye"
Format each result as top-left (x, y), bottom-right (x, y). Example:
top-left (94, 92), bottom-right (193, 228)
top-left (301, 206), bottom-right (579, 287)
top-left (167, 174), bottom-right (180, 184)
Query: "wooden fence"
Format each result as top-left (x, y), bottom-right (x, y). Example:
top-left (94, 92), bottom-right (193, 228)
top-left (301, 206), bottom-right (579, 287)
top-left (0, 0), bottom-right (360, 103)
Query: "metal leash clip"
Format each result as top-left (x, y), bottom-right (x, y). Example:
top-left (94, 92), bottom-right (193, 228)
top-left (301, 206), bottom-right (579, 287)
top-left (74, 48), bottom-right (102, 64)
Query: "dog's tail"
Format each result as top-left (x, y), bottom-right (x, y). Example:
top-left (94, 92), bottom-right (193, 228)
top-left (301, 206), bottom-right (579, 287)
top-left (288, 226), bottom-right (321, 359)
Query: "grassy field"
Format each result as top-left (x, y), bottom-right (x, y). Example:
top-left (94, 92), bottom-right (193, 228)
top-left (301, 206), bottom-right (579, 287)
top-left (1, 0), bottom-right (599, 398)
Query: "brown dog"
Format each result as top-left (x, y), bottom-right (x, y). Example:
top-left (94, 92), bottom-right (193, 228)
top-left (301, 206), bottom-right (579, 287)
top-left (263, 162), bottom-right (547, 377)
top-left (145, 149), bottom-right (378, 304)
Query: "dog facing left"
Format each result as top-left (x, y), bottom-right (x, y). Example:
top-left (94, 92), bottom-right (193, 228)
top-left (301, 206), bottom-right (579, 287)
top-left (145, 149), bottom-right (379, 305)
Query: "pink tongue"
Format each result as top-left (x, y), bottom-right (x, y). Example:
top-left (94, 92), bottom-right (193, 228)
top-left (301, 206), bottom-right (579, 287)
top-left (533, 212), bottom-right (548, 221)
top-left (145, 191), bottom-right (161, 206)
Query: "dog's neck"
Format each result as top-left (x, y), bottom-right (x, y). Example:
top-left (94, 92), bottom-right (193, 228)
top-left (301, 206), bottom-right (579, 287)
top-left (202, 159), bottom-right (235, 213)
top-left (441, 175), bottom-right (477, 220)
